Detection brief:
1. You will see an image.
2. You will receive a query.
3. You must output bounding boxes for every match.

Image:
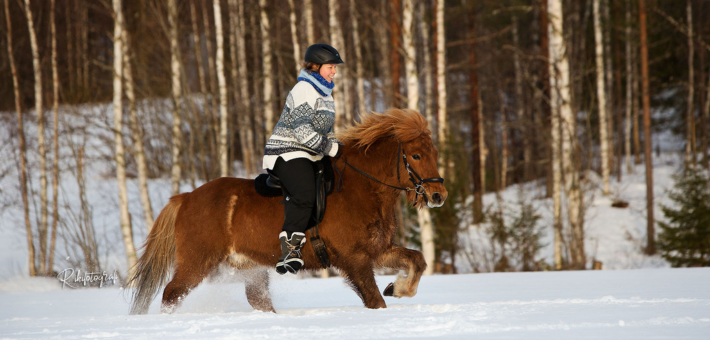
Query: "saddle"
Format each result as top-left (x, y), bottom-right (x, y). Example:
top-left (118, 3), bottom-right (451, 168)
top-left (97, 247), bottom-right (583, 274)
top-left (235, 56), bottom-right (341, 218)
top-left (254, 157), bottom-right (336, 268)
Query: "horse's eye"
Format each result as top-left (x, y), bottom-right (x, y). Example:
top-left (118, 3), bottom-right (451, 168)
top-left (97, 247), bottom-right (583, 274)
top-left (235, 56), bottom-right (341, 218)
top-left (412, 154), bottom-right (421, 160)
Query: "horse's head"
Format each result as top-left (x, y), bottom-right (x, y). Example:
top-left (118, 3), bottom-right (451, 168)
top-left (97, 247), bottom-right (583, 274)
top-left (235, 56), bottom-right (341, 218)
top-left (339, 108), bottom-right (447, 208)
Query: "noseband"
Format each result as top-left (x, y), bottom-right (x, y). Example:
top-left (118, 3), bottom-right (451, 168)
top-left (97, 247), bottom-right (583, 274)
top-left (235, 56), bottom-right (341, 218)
top-left (337, 142), bottom-right (444, 205)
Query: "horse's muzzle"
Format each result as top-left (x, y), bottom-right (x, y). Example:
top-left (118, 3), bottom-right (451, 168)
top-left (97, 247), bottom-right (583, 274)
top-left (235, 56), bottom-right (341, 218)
top-left (426, 191), bottom-right (446, 208)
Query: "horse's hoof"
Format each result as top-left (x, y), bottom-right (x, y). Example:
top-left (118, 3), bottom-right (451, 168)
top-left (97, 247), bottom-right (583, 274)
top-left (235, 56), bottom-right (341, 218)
top-left (383, 282), bottom-right (394, 296)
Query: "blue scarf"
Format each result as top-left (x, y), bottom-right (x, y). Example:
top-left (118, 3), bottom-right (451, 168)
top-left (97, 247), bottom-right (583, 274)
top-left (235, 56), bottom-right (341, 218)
top-left (297, 69), bottom-right (334, 97)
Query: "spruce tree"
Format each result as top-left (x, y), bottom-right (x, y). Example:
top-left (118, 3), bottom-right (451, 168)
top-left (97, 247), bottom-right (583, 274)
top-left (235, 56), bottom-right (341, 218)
top-left (658, 170), bottom-right (710, 267)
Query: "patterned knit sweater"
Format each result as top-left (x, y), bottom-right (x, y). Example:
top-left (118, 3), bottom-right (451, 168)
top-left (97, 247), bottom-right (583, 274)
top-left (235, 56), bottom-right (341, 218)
top-left (262, 71), bottom-right (340, 170)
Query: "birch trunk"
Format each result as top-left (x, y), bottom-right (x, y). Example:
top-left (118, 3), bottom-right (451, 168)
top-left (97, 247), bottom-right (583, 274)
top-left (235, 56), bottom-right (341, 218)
top-left (169, 0), bottom-right (183, 194)
top-left (288, 0), bottom-right (301, 73)
top-left (123, 24), bottom-right (154, 230)
top-left (625, 0), bottom-right (633, 173)
top-left (512, 15), bottom-right (529, 181)
top-left (214, 0), bottom-right (229, 177)
top-left (418, 0), bottom-right (434, 121)
top-left (228, 0), bottom-right (252, 177)
top-left (236, 0), bottom-right (256, 175)
top-left (603, 0), bottom-right (614, 176)
top-left (188, 0), bottom-right (210, 182)
top-left (5, 0), bottom-right (37, 277)
top-left (259, 0), bottom-right (275, 136)
top-left (304, 0), bottom-right (314, 44)
top-left (402, 0), bottom-right (418, 111)
top-left (351, 0), bottom-right (366, 117)
top-left (639, 0), bottom-right (655, 255)
top-left (24, 0), bottom-right (47, 276)
top-left (436, 0), bottom-right (447, 150)
top-left (329, 0), bottom-right (351, 126)
top-left (686, 0), bottom-right (696, 168)
top-left (550, 0), bottom-right (583, 269)
top-left (202, 0), bottom-right (220, 143)
top-left (113, 0), bottom-right (137, 273)
top-left (594, 0), bottom-right (611, 195)
top-left (250, 12), bottom-right (265, 157)
top-left (49, 0), bottom-right (59, 275)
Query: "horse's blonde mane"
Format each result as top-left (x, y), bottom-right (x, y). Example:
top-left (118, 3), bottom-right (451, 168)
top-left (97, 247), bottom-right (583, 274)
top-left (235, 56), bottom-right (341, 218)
top-left (337, 109), bottom-right (430, 152)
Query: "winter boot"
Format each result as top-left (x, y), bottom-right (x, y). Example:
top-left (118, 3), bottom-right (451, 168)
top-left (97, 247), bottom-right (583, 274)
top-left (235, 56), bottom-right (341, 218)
top-left (276, 231), bottom-right (306, 275)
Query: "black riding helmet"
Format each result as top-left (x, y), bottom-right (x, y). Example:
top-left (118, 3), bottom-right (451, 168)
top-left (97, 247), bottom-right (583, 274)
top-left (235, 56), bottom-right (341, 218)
top-left (305, 43), bottom-right (344, 64)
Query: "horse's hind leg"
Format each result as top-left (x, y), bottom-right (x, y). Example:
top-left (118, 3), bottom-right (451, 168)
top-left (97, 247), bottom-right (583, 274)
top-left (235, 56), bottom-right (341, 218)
top-left (161, 251), bottom-right (223, 313)
top-left (341, 254), bottom-right (387, 309)
top-left (377, 245), bottom-right (427, 298)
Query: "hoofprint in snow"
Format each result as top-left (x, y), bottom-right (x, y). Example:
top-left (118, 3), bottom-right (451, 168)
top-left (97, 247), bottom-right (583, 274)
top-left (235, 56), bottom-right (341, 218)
top-left (1, 268), bottom-right (708, 339)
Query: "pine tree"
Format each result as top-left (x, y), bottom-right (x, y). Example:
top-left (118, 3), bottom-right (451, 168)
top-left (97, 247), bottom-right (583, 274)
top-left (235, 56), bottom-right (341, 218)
top-left (658, 170), bottom-right (710, 267)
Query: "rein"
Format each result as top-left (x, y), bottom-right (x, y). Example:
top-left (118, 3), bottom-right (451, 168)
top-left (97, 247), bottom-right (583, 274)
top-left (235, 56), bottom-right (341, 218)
top-left (336, 142), bottom-right (444, 204)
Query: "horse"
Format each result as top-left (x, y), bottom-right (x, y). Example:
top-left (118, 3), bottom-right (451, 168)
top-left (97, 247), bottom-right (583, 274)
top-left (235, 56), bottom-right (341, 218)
top-left (127, 108), bottom-right (448, 314)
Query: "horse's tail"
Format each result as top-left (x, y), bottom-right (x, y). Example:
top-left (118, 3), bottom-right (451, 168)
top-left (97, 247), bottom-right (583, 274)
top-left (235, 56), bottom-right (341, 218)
top-left (127, 193), bottom-right (186, 315)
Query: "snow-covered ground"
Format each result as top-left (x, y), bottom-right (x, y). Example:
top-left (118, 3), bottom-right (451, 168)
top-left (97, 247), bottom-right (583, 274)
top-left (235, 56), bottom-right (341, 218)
top-left (1, 268), bottom-right (708, 339)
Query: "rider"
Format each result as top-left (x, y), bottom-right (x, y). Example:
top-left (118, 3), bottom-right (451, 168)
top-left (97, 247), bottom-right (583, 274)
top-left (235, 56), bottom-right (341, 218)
top-left (262, 43), bottom-right (344, 275)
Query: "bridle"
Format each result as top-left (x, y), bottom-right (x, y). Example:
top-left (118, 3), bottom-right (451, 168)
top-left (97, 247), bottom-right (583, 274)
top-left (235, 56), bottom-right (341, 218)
top-left (336, 142), bottom-right (444, 205)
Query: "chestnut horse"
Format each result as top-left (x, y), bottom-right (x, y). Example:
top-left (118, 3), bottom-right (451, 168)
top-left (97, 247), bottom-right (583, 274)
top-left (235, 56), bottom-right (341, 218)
top-left (127, 109), bottom-right (447, 314)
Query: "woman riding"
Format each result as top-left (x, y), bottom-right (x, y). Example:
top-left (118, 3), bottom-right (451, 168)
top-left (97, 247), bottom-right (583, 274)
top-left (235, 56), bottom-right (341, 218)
top-left (262, 43), bottom-right (344, 275)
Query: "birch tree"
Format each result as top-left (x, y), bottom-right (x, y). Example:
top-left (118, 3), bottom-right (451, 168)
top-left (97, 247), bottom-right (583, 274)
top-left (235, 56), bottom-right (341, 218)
top-left (639, 0), bottom-right (655, 254)
top-left (594, 0), bottom-right (611, 194)
top-left (169, 0), bottom-right (183, 194)
top-left (436, 0), bottom-right (447, 150)
top-left (351, 0), bottom-right (366, 116)
top-left (214, 0), bottom-right (229, 177)
top-left (5, 0), bottom-right (36, 277)
top-left (329, 0), bottom-right (351, 126)
top-left (288, 0), bottom-right (301, 73)
top-left (113, 0), bottom-right (137, 273)
top-left (123, 18), bottom-right (154, 230)
top-left (259, 0), bottom-right (275, 136)
top-left (236, 0), bottom-right (256, 175)
top-left (304, 0), bottom-right (314, 44)
top-left (49, 0), bottom-right (60, 275)
top-left (549, 0), bottom-right (584, 268)
top-left (23, 0), bottom-right (47, 276)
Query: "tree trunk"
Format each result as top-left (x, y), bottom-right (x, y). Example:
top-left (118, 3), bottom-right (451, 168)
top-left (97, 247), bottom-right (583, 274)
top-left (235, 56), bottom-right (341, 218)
top-left (202, 0), bottom-right (220, 147)
top-left (24, 0), bottom-right (47, 276)
top-left (288, 0), bottom-right (301, 74)
top-left (418, 0), bottom-right (434, 123)
top-left (603, 0), bottom-right (615, 178)
top-left (390, 0), bottom-right (402, 109)
top-left (686, 0), bottom-right (696, 168)
top-left (259, 0), bottom-right (274, 137)
top-left (5, 0), bottom-right (37, 277)
top-left (169, 0), bottom-right (183, 194)
top-left (228, 0), bottom-right (252, 178)
top-left (638, 0), bottom-right (655, 255)
top-left (436, 0), bottom-right (446, 151)
top-left (625, 0), bottom-right (633, 173)
top-left (633, 35), bottom-right (642, 165)
top-left (594, 0), bottom-right (611, 195)
top-left (468, 2), bottom-right (483, 223)
top-left (113, 0), bottom-right (137, 274)
top-left (122, 15), bottom-right (154, 231)
top-left (550, 0), bottom-right (583, 269)
top-left (188, 0), bottom-right (210, 182)
top-left (65, 0), bottom-right (74, 97)
top-left (304, 0), bottom-right (314, 44)
top-left (512, 15), bottom-right (529, 182)
top-left (236, 0), bottom-right (256, 175)
top-left (49, 0), bottom-right (60, 276)
top-left (214, 0), bottom-right (229, 177)
top-left (351, 0), bottom-right (366, 117)
top-left (403, 0), bottom-right (418, 111)
top-left (329, 0), bottom-right (351, 126)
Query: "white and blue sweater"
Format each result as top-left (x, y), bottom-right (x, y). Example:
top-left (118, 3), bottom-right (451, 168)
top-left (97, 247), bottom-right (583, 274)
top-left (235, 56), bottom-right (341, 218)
top-left (262, 70), bottom-right (340, 170)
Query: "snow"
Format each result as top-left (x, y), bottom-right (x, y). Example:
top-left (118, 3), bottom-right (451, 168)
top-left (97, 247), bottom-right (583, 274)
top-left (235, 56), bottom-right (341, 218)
top-left (1, 268), bottom-right (708, 339)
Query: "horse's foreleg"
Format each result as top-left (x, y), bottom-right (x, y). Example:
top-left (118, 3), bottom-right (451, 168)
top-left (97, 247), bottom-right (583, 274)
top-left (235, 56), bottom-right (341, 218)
top-left (376, 245), bottom-right (427, 298)
top-left (341, 255), bottom-right (387, 309)
top-left (244, 268), bottom-right (276, 313)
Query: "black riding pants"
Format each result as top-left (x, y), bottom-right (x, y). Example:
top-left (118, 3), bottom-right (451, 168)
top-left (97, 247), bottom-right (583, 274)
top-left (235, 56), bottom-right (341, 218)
top-left (271, 157), bottom-right (315, 234)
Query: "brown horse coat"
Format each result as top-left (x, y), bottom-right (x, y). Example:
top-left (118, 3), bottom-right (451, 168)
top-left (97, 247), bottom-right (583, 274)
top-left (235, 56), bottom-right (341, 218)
top-left (128, 109), bottom-right (447, 314)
